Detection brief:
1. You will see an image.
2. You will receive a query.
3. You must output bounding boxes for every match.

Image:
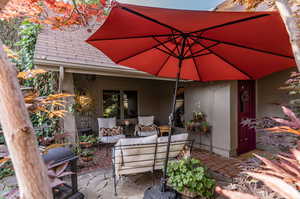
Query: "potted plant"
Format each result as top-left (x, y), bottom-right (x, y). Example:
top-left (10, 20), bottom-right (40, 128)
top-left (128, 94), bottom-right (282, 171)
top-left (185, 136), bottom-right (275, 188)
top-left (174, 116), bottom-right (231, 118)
top-left (80, 149), bottom-right (94, 162)
top-left (79, 135), bottom-right (97, 148)
top-left (167, 158), bottom-right (216, 199)
top-left (200, 121), bottom-right (211, 133)
top-left (186, 111), bottom-right (212, 134)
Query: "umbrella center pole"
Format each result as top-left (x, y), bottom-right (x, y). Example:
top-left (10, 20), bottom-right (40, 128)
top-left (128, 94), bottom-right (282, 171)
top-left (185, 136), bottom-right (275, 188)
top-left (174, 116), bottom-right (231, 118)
top-left (161, 36), bottom-right (186, 192)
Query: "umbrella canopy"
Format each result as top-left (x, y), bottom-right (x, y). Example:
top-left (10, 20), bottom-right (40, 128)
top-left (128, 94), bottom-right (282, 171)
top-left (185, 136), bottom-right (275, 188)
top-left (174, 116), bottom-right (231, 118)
top-left (86, 3), bottom-right (296, 197)
top-left (87, 3), bottom-right (295, 81)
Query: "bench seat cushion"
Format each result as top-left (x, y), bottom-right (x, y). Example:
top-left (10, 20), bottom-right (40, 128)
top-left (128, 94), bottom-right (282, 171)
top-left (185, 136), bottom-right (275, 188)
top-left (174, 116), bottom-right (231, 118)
top-left (114, 135), bottom-right (157, 178)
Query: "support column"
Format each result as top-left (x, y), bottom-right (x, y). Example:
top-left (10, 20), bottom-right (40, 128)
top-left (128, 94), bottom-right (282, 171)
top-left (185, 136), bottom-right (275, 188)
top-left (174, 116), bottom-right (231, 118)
top-left (62, 71), bottom-right (77, 143)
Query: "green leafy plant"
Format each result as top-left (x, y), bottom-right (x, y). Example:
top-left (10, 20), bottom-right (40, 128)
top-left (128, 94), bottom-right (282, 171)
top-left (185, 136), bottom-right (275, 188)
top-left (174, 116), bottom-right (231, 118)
top-left (80, 149), bottom-right (94, 157)
top-left (186, 111), bottom-right (211, 133)
top-left (79, 135), bottom-right (97, 144)
top-left (167, 158), bottom-right (216, 198)
top-left (0, 160), bottom-right (14, 180)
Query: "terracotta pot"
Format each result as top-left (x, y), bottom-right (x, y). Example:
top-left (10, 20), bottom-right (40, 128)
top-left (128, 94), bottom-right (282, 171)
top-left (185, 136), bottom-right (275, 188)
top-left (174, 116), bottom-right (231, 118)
top-left (179, 188), bottom-right (199, 199)
top-left (80, 142), bottom-right (93, 148)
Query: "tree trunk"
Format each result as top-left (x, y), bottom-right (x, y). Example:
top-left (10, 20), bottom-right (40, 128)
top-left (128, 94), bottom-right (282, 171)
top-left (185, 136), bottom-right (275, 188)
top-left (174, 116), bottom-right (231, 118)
top-left (0, 41), bottom-right (53, 198)
top-left (0, 0), bottom-right (10, 10)
top-left (276, 0), bottom-right (300, 71)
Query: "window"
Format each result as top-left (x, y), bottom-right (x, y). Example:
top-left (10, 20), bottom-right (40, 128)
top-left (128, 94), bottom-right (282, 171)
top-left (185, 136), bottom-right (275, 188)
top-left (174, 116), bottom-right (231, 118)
top-left (123, 91), bottom-right (138, 118)
top-left (174, 88), bottom-right (185, 128)
top-left (103, 90), bottom-right (120, 118)
top-left (103, 90), bottom-right (138, 119)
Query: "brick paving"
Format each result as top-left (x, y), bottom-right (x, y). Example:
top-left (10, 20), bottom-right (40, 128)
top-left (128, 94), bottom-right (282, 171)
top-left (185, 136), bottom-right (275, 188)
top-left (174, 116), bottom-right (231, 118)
top-left (192, 149), bottom-right (242, 179)
top-left (79, 146), bottom-right (246, 179)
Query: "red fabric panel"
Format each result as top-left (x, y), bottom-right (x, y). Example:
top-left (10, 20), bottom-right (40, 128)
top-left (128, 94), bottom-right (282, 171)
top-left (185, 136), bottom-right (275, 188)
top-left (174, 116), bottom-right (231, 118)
top-left (210, 44), bottom-right (296, 79)
top-left (195, 54), bottom-right (249, 81)
top-left (202, 13), bottom-right (292, 57)
top-left (158, 56), bottom-right (179, 78)
top-left (120, 47), bottom-right (171, 75)
top-left (180, 58), bottom-right (200, 81)
top-left (88, 37), bottom-right (169, 63)
top-left (122, 3), bottom-right (269, 33)
top-left (87, 5), bottom-right (170, 41)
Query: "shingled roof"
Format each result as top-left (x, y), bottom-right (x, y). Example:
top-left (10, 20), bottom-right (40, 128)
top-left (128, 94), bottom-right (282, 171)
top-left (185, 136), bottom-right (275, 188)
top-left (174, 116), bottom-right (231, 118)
top-left (33, 25), bottom-right (159, 79)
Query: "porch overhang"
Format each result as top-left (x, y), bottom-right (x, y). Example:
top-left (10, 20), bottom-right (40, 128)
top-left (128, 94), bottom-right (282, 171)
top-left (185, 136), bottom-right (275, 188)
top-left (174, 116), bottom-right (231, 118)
top-left (34, 58), bottom-right (176, 81)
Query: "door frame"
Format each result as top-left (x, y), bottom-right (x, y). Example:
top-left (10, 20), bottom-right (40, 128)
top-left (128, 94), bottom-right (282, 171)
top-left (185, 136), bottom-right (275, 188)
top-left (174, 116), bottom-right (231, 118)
top-left (237, 80), bottom-right (256, 155)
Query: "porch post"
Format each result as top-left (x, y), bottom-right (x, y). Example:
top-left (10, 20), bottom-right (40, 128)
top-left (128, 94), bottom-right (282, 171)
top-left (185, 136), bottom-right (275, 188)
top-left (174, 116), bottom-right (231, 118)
top-left (58, 66), bottom-right (64, 93)
top-left (62, 71), bottom-right (77, 143)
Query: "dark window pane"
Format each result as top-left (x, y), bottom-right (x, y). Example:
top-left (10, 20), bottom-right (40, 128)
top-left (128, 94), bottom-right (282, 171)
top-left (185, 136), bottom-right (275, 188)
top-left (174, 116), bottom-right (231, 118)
top-left (123, 91), bottom-right (138, 119)
top-left (175, 88), bottom-right (184, 128)
top-left (103, 90), bottom-right (120, 118)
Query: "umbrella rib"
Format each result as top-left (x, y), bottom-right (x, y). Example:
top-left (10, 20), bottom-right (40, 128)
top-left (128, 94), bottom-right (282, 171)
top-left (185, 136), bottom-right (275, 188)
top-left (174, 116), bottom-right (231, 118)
top-left (189, 37), bottom-right (253, 79)
top-left (155, 47), bottom-right (178, 59)
top-left (185, 42), bottom-right (220, 58)
top-left (172, 30), bottom-right (181, 55)
top-left (152, 37), bottom-right (178, 57)
top-left (120, 5), bottom-right (184, 34)
top-left (186, 40), bottom-right (202, 81)
top-left (155, 52), bottom-right (172, 76)
top-left (185, 52), bottom-right (212, 59)
top-left (87, 33), bottom-right (179, 42)
top-left (197, 36), bottom-right (294, 59)
top-left (116, 36), bottom-right (180, 63)
top-left (188, 13), bottom-right (270, 35)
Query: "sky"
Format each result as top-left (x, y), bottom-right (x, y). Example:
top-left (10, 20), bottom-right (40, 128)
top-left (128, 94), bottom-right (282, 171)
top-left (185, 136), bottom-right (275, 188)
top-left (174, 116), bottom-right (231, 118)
top-left (116, 0), bottom-right (225, 10)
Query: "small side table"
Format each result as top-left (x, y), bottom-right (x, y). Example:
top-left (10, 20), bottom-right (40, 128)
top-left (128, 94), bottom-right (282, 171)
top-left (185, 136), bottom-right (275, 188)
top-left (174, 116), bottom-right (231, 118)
top-left (158, 125), bottom-right (171, 137)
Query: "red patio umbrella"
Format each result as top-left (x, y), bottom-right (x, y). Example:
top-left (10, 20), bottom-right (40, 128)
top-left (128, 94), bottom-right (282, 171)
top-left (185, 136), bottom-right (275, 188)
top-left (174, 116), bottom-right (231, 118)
top-left (87, 2), bottom-right (295, 198)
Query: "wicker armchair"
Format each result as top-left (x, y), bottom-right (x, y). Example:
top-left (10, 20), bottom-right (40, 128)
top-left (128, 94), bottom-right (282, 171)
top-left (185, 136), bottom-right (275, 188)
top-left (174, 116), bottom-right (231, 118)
top-left (98, 117), bottom-right (125, 144)
top-left (134, 116), bottom-right (158, 137)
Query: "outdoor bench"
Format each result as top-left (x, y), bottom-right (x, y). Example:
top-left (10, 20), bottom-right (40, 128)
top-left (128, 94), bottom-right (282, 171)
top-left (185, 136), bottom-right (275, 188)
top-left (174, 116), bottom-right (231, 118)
top-left (111, 133), bottom-right (193, 195)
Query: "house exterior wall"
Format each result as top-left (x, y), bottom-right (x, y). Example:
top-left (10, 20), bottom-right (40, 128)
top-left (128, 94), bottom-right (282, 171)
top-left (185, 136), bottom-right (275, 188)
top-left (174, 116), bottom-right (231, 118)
top-left (184, 68), bottom-right (296, 157)
top-left (184, 81), bottom-right (238, 157)
top-left (73, 74), bottom-right (174, 132)
top-left (256, 68), bottom-right (296, 119)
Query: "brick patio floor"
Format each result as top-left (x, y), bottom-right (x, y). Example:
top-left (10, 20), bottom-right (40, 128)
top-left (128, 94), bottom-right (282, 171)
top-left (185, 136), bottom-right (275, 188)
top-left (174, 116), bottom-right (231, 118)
top-left (192, 149), bottom-right (242, 179)
top-left (79, 146), bottom-right (266, 179)
top-left (78, 146), bottom-right (253, 180)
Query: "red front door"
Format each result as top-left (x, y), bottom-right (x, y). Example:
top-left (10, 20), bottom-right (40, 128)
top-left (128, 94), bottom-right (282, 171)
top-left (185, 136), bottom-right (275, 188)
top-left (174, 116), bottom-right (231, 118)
top-left (237, 80), bottom-right (256, 154)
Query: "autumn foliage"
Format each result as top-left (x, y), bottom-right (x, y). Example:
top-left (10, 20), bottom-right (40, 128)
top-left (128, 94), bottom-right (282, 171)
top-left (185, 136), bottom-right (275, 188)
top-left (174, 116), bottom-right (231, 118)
top-left (0, 0), bottom-right (109, 28)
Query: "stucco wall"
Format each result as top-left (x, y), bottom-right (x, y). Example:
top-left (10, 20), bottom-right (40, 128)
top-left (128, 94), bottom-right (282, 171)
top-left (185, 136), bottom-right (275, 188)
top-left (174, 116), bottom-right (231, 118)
top-left (73, 74), bottom-right (174, 132)
top-left (184, 81), bottom-right (237, 157)
top-left (256, 68), bottom-right (296, 119)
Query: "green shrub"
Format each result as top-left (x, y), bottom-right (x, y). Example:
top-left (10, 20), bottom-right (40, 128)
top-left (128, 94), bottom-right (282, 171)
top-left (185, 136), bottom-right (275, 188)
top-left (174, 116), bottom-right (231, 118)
top-left (79, 135), bottom-right (97, 144)
top-left (167, 158), bottom-right (215, 198)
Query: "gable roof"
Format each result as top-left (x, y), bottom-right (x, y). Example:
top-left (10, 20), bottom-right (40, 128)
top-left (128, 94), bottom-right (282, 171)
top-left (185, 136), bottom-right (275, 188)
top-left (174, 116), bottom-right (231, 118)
top-left (34, 25), bottom-right (166, 79)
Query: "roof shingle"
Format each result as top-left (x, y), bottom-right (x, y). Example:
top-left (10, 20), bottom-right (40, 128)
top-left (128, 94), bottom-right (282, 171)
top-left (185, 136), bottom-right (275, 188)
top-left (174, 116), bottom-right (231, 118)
top-left (34, 25), bottom-right (134, 71)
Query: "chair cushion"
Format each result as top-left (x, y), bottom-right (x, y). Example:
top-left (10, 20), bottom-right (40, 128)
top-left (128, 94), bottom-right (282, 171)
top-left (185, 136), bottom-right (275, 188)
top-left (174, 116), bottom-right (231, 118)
top-left (138, 116), bottom-right (154, 126)
top-left (137, 130), bottom-right (157, 137)
top-left (101, 134), bottom-right (125, 144)
top-left (100, 126), bottom-right (123, 136)
top-left (98, 117), bottom-right (116, 129)
top-left (138, 124), bottom-right (157, 132)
